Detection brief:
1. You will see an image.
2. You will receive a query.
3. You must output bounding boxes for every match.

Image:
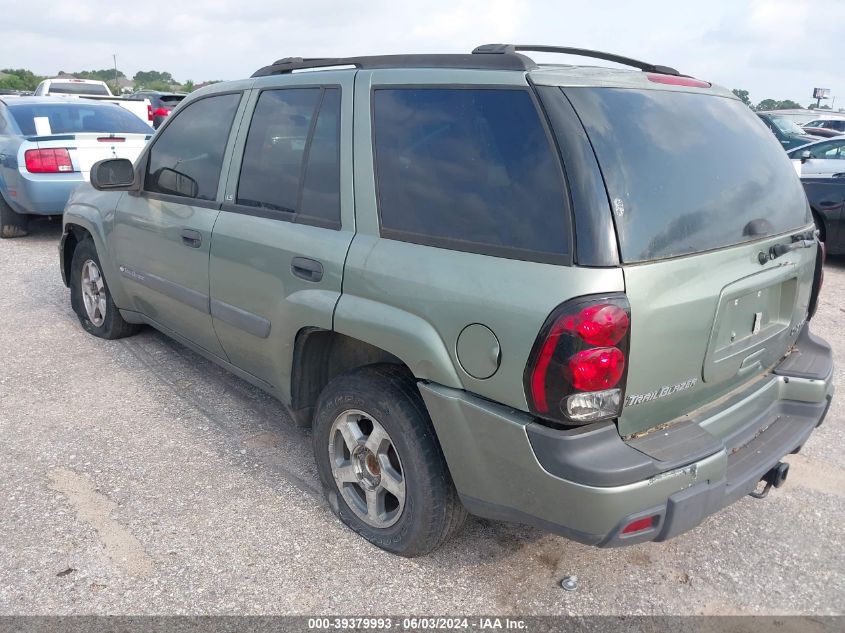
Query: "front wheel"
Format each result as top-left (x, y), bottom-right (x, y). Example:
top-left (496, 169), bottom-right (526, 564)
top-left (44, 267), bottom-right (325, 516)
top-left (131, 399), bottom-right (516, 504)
top-left (313, 364), bottom-right (466, 557)
top-left (70, 238), bottom-right (139, 339)
top-left (0, 196), bottom-right (28, 238)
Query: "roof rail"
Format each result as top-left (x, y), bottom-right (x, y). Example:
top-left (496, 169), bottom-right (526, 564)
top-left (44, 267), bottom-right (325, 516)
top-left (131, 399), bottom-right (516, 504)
top-left (472, 44), bottom-right (681, 76)
top-left (252, 53), bottom-right (536, 77)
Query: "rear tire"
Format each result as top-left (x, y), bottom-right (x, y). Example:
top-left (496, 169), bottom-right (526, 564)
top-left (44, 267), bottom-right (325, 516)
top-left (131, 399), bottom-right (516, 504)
top-left (313, 364), bottom-right (466, 557)
top-left (0, 196), bottom-right (29, 238)
top-left (70, 238), bottom-right (139, 339)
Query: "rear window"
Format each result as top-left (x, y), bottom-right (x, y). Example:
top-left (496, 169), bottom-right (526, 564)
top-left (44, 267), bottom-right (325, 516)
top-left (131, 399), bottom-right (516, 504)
top-left (159, 95), bottom-right (185, 105)
top-left (47, 82), bottom-right (110, 96)
top-left (565, 88), bottom-right (810, 262)
top-left (8, 103), bottom-right (153, 136)
top-left (372, 88), bottom-right (570, 262)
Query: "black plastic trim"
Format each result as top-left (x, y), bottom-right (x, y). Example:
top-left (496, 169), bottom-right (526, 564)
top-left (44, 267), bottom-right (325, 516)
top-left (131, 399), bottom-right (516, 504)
top-left (120, 268), bottom-right (209, 314)
top-left (210, 298), bottom-right (271, 339)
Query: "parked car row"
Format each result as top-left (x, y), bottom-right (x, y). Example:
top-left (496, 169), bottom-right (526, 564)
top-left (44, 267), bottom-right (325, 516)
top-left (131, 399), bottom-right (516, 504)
top-left (0, 97), bottom-right (153, 236)
top-left (34, 78), bottom-right (154, 127)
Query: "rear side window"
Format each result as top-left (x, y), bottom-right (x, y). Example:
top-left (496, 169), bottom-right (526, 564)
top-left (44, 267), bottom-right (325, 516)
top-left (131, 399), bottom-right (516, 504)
top-left (566, 88), bottom-right (811, 262)
top-left (8, 103), bottom-right (153, 136)
top-left (372, 88), bottom-right (570, 261)
top-left (236, 87), bottom-right (341, 226)
top-left (48, 82), bottom-right (110, 96)
top-left (145, 93), bottom-right (241, 201)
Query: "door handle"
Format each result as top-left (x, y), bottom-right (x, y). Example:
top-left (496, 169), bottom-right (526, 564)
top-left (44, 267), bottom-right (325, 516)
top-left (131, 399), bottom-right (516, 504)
top-left (291, 256), bottom-right (323, 282)
top-left (181, 228), bottom-right (202, 248)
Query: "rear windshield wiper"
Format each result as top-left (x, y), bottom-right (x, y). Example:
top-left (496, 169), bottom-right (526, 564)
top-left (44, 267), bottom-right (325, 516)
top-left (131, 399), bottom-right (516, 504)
top-left (759, 230), bottom-right (817, 265)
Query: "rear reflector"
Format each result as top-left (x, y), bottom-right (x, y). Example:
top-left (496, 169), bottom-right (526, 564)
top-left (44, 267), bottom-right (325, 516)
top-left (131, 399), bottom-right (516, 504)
top-left (24, 148), bottom-right (74, 173)
top-left (622, 516), bottom-right (657, 534)
top-left (646, 73), bottom-right (711, 88)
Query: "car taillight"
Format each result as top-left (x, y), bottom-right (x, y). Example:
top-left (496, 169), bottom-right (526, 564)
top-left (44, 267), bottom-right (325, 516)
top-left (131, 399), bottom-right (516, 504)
top-left (153, 107), bottom-right (171, 117)
top-left (24, 148), bottom-right (75, 173)
top-left (147, 104), bottom-right (154, 122)
top-left (524, 294), bottom-right (631, 424)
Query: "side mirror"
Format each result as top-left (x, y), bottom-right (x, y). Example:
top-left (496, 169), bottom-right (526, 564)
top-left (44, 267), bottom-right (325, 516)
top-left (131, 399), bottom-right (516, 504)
top-left (90, 158), bottom-right (136, 191)
top-left (801, 150), bottom-right (811, 163)
top-left (153, 167), bottom-right (198, 198)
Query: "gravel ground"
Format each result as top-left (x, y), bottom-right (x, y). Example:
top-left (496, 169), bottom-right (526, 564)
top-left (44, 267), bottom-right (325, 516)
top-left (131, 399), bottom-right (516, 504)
top-left (0, 217), bottom-right (842, 616)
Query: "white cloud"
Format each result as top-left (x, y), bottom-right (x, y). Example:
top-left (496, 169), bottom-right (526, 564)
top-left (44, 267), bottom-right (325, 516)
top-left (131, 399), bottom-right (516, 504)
top-left (0, 0), bottom-right (841, 107)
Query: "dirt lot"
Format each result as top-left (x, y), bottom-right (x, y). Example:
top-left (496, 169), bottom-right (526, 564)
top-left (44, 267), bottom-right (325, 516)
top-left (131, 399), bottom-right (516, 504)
top-left (0, 218), bottom-right (842, 615)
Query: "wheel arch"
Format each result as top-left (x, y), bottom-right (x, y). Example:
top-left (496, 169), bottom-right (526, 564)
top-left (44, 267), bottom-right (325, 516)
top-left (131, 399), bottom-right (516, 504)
top-left (290, 328), bottom-right (408, 425)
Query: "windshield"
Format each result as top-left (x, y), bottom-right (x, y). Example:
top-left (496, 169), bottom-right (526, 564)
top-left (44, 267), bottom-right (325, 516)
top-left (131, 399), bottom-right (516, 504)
top-left (9, 103), bottom-right (153, 136)
top-left (47, 82), bottom-right (110, 96)
top-left (771, 116), bottom-right (805, 135)
top-left (565, 88), bottom-right (810, 262)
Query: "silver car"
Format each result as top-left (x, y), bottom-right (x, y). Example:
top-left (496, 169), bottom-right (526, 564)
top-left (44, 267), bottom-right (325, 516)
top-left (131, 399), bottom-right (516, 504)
top-left (0, 97), bottom-right (153, 237)
top-left (787, 135), bottom-right (845, 178)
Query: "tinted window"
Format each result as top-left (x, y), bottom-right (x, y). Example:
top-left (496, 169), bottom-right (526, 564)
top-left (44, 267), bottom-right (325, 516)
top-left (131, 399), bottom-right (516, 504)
top-left (566, 88), bottom-right (810, 262)
top-left (808, 140), bottom-right (845, 159)
top-left (145, 93), bottom-right (240, 201)
top-left (300, 89), bottom-right (341, 223)
top-left (372, 88), bottom-right (569, 259)
top-left (48, 82), bottom-right (110, 96)
top-left (237, 89), bottom-right (320, 213)
top-left (8, 103), bottom-right (153, 136)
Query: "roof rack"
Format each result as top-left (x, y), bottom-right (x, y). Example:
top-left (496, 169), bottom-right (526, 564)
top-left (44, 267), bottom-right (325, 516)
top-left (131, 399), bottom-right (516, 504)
top-left (251, 44), bottom-right (681, 78)
top-left (472, 44), bottom-right (681, 76)
top-left (251, 53), bottom-right (536, 77)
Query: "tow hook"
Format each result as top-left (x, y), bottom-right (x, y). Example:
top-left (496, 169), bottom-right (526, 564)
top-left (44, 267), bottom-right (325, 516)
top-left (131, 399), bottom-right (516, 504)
top-left (749, 462), bottom-right (790, 499)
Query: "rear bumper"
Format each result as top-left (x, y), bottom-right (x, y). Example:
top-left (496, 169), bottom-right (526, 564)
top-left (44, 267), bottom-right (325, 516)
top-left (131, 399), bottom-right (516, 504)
top-left (10, 172), bottom-right (84, 215)
top-left (419, 325), bottom-right (833, 547)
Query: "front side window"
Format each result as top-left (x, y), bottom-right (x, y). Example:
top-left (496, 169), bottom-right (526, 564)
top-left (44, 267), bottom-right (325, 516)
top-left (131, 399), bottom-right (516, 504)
top-left (808, 140), bottom-right (845, 159)
top-left (236, 87), bottom-right (341, 225)
top-left (372, 88), bottom-right (569, 260)
top-left (145, 93), bottom-right (241, 201)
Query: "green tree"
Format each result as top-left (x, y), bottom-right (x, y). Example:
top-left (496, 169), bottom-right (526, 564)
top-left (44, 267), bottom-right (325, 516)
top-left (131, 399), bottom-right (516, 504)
top-left (756, 98), bottom-right (779, 111)
top-left (0, 68), bottom-right (44, 91)
top-left (182, 79), bottom-right (195, 92)
top-left (732, 88), bottom-right (752, 108)
top-left (133, 70), bottom-right (175, 87)
top-left (778, 99), bottom-right (802, 110)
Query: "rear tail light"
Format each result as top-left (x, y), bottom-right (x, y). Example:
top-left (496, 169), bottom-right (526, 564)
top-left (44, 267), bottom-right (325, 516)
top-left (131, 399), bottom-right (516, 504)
top-left (24, 148), bottom-right (75, 173)
top-left (153, 107), bottom-right (171, 118)
top-left (147, 104), bottom-right (154, 122)
top-left (525, 294), bottom-right (631, 425)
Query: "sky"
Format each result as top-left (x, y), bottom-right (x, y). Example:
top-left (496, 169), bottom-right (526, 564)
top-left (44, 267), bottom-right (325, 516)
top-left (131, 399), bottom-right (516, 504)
top-left (1, 0), bottom-right (842, 108)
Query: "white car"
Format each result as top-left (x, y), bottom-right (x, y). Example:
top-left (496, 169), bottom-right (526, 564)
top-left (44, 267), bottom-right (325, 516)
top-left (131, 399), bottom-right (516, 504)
top-left (787, 136), bottom-right (845, 178)
top-left (33, 78), bottom-right (153, 126)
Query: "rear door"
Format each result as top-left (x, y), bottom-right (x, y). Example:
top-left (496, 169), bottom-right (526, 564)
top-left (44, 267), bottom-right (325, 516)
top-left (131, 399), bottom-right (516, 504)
top-left (114, 91), bottom-right (246, 357)
top-left (564, 87), bottom-right (817, 437)
top-left (208, 72), bottom-right (355, 398)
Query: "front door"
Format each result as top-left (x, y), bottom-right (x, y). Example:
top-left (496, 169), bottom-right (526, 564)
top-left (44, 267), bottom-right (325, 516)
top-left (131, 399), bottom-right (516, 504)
top-left (114, 91), bottom-right (245, 357)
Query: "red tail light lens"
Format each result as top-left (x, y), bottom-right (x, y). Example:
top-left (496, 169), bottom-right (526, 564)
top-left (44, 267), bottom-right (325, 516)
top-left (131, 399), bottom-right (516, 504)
top-left (153, 107), bottom-right (171, 117)
top-left (24, 148), bottom-right (74, 173)
top-left (563, 303), bottom-right (629, 346)
top-left (646, 73), bottom-right (711, 88)
top-left (147, 104), bottom-right (154, 122)
top-left (622, 515), bottom-right (657, 534)
top-left (524, 294), bottom-right (631, 424)
top-left (568, 347), bottom-right (625, 391)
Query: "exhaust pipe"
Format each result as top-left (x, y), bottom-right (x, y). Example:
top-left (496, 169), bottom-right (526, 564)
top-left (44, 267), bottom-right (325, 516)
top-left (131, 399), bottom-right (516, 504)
top-left (749, 461), bottom-right (789, 499)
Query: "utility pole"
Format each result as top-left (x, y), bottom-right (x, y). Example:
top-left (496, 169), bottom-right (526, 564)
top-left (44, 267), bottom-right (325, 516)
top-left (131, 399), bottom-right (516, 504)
top-left (113, 54), bottom-right (118, 94)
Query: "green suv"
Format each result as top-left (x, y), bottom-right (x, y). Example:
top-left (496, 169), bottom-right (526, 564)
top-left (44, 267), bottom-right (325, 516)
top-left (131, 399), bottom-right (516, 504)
top-left (59, 45), bottom-right (834, 557)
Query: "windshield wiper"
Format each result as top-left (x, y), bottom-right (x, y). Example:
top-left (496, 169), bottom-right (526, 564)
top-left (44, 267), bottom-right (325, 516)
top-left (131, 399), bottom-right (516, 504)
top-left (758, 230), bottom-right (818, 265)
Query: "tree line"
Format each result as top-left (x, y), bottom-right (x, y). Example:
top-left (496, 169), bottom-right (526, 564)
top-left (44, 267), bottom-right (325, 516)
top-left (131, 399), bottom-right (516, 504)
top-left (732, 88), bottom-right (835, 111)
top-left (0, 68), bottom-right (217, 93)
